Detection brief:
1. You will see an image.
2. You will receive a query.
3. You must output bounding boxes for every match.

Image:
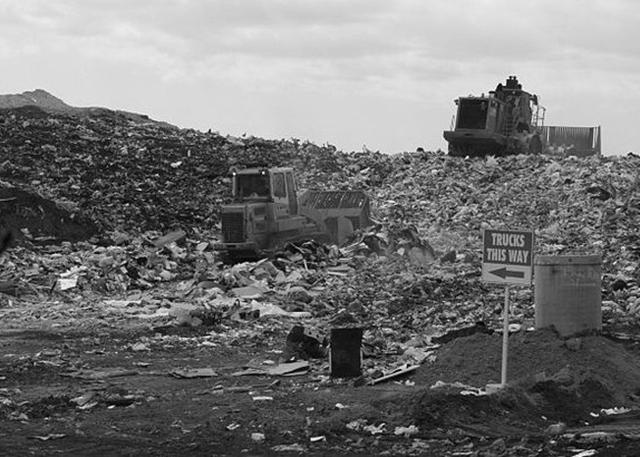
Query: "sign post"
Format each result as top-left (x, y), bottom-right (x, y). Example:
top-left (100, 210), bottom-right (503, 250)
top-left (501, 285), bottom-right (510, 385)
top-left (482, 229), bottom-right (534, 386)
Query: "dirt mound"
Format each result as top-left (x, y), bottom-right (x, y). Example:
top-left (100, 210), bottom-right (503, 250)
top-left (0, 184), bottom-right (97, 243)
top-left (401, 378), bottom-right (613, 434)
top-left (530, 375), bottom-right (614, 423)
top-left (415, 329), bottom-right (640, 409)
top-left (371, 330), bottom-right (640, 431)
top-left (404, 387), bottom-right (544, 436)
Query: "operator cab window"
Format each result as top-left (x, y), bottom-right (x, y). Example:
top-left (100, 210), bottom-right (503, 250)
top-left (272, 173), bottom-right (286, 198)
top-left (236, 174), bottom-right (270, 199)
top-left (457, 99), bottom-right (488, 130)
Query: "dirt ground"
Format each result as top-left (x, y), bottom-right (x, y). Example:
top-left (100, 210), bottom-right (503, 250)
top-left (3, 306), bottom-right (640, 457)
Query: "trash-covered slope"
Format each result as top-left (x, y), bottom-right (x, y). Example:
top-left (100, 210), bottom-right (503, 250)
top-left (373, 152), bottom-right (637, 258)
top-left (1, 102), bottom-right (640, 318)
top-left (2, 101), bottom-right (637, 258)
top-left (0, 105), bottom-right (366, 234)
top-left (324, 152), bottom-right (640, 333)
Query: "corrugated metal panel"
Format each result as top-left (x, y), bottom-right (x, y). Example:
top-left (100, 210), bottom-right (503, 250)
top-left (221, 212), bottom-right (245, 243)
top-left (541, 126), bottom-right (601, 156)
top-left (302, 191), bottom-right (369, 209)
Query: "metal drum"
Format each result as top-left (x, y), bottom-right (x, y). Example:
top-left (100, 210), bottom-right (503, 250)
top-left (330, 327), bottom-right (363, 378)
top-left (534, 255), bottom-right (602, 337)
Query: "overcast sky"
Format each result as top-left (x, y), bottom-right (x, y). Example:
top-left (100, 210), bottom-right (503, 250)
top-left (1, 0), bottom-right (637, 155)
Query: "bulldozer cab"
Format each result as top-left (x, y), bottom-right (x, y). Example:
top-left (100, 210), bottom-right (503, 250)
top-left (453, 78), bottom-right (538, 135)
top-left (231, 167), bottom-right (299, 213)
top-left (232, 168), bottom-right (270, 201)
top-left (455, 97), bottom-right (496, 130)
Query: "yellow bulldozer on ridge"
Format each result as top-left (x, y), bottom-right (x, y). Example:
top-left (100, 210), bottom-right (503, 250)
top-left (213, 166), bottom-right (371, 261)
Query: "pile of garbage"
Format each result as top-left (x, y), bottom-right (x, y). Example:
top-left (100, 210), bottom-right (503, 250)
top-left (0, 182), bottom-right (97, 243)
top-left (0, 105), bottom-right (392, 236)
top-left (1, 102), bottom-right (640, 332)
top-left (369, 152), bottom-right (640, 327)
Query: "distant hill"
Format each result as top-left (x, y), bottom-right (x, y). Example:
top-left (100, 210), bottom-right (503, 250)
top-left (0, 89), bottom-right (177, 128)
top-left (0, 89), bottom-right (71, 111)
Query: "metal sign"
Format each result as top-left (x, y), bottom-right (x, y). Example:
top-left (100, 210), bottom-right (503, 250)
top-left (482, 229), bottom-right (533, 285)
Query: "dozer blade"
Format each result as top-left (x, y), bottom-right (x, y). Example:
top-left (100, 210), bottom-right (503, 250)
top-left (444, 130), bottom-right (509, 156)
top-left (299, 191), bottom-right (371, 245)
top-left (540, 125), bottom-right (601, 156)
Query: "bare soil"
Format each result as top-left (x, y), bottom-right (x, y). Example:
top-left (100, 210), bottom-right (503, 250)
top-left (3, 316), bottom-right (640, 456)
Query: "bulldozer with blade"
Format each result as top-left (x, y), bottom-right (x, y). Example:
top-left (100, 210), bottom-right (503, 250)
top-left (213, 166), bottom-right (371, 261)
top-left (444, 76), bottom-right (601, 157)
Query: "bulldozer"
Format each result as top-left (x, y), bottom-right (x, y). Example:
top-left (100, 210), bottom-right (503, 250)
top-left (444, 76), bottom-right (601, 157)
top-left (213, 166), bottom-right (371, 261)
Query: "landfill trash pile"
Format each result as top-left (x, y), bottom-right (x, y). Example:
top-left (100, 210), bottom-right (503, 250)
top-left (346, 152), bottom-right (640, 331)
top-left (2, 97), bottom-right (640, 456)
top-left (0, 104), bottom-right (387, 236)
top-left (0, 102), bottom-right (639, 332)
top-left (0, 181), bottom-right (97, 243)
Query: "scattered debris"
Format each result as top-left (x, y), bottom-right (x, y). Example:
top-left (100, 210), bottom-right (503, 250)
top-left (169, 368), bottom-right (218, 379)
top-left (394, 425), bottom-right (419, 437)
top-left (571, 450), bottom-right (597, 457)
top-left (232, 361), bottom-right (310, 377)
top-left (368, 364), bottom-right (420, 385)
top-left (285, 325), bottom-right (326, 359)
top-left (271, 443), bottom-right (306, 452)
top-left (61, 369), bottom-right (139, 380)
top-left (131, 342), bottom-right (150, 352)
top-left (545, 422), bottom-right (567, 435)
top-left (28, 434), bottom-right (66, 441)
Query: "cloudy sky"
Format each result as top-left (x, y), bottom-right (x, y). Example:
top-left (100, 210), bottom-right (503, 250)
top-left (1, 0), bottom-right (637, 154)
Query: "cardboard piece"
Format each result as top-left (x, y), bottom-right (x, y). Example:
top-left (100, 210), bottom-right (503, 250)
top-left (368, 364), bottom-right (419, 385)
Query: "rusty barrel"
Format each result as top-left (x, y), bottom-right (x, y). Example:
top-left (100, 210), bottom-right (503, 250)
top-left (534, 255), bottom-right (602, 337)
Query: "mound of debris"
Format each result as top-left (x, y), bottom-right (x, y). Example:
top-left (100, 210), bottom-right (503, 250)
top-left (0, 181), bottom-right (97, 243)
top-left (330, 152), bottom-right (640, 331)
top-left (1, 89), bottom-right (640, 333)
top-left (0, 98), bottom-right (385, 234)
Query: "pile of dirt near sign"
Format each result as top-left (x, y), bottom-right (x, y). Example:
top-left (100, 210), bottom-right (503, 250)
top-left (372, 327), bottom-right (640, 449)
top-left (415, 328), bottom-right (640, 405)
